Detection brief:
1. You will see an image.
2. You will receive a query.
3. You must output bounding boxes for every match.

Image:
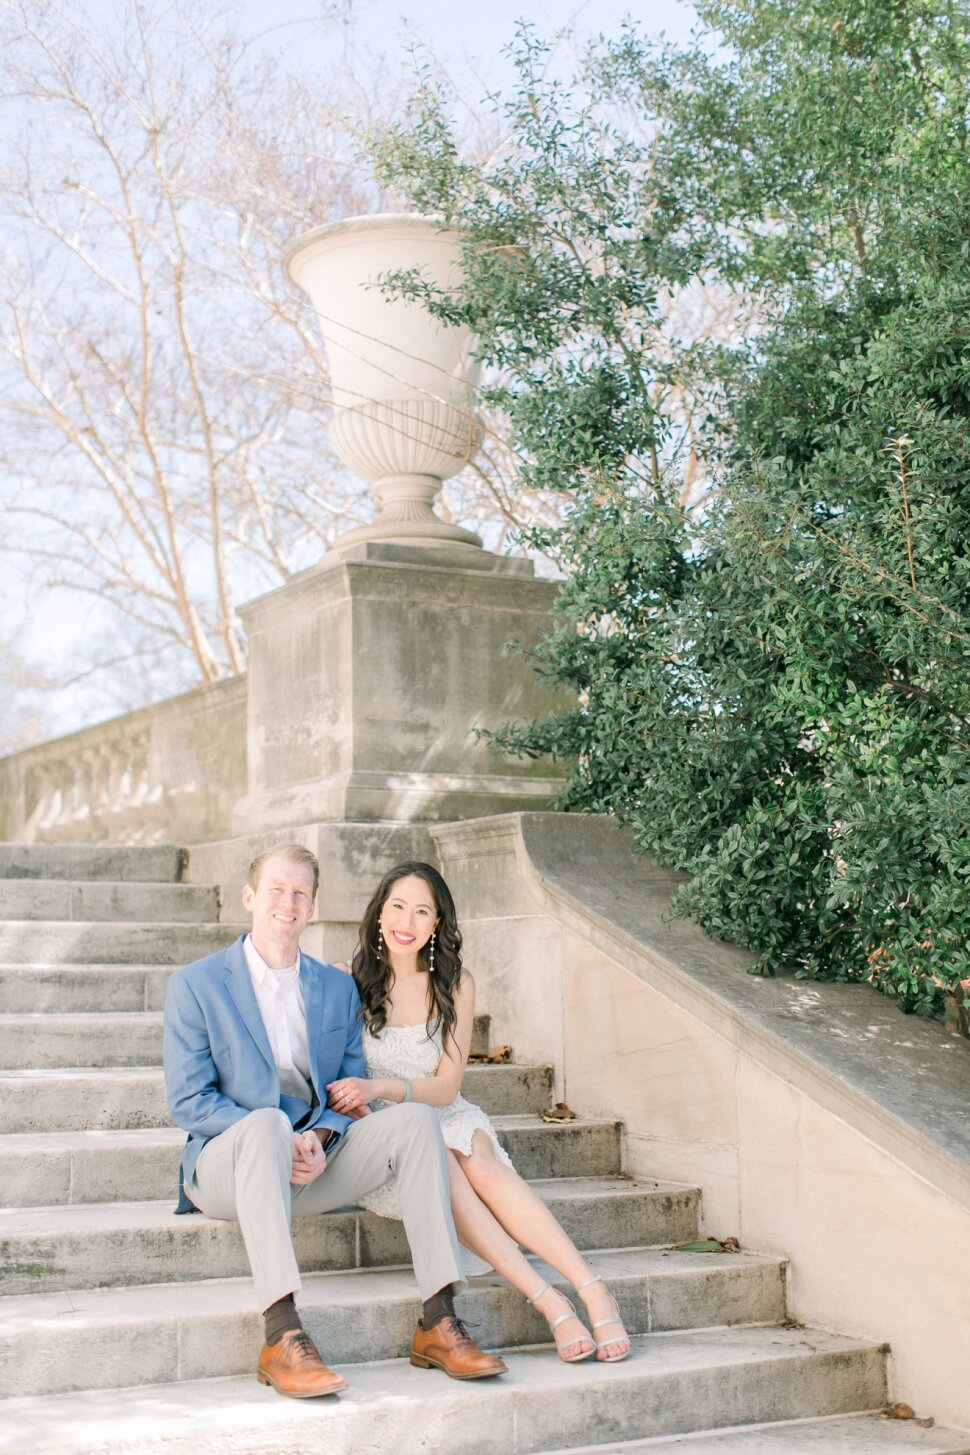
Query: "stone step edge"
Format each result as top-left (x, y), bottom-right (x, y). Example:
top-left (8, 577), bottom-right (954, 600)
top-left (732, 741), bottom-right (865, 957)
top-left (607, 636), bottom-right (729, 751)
top-left (0, 1116), bottom-right (628, 1209)
top-left (0, 1111), bottom-right (623, 1152)
top-left (0, 919), bottom-right (249, 932)
top-left (0, 1329), bottom-right (890, 1455)
top-left (0, 1246), bottom-right (783, 1321)
top-left (0, 1010), bottom-right (496, 1029)
top-left (0, 1011), bottom-right (165, 1024)
top-left (0, 1251), bottom-right (789, 1385)
top-left (546, 1412), bottom-right (970, 1454)
top-left (0, 846), bottom-right (183, 884)
top-left (0, 1174), bottom-right (688, 1230)
top-left (0, 1058), bottom-right (544, 1078)
top-left (0, 885), bottom-right (219, 915)
top-left (0, 880), bottom-right (216, 891)
top-left (0, 962), bottom-right (183, 971)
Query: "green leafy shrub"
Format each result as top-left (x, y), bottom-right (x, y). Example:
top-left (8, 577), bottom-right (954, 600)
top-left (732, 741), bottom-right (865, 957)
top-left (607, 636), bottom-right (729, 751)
top-left (371, 2), bottom-right (970, 1019)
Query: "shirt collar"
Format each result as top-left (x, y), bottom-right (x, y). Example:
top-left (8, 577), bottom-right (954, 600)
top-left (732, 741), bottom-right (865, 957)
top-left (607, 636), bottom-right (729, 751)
top-left (244, 933), bottom-right (300, 987)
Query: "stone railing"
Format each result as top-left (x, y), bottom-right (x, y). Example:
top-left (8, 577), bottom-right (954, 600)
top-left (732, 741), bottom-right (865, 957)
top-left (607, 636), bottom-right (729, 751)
top-left (0, 675), bottom-right (247, 847)
top-left (432, 811), bottom-right (970, 1433)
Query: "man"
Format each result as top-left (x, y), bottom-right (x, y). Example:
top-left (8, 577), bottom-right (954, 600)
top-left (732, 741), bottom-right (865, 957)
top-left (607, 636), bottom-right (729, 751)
top-left (163, 842), bottom-right (506, 1398)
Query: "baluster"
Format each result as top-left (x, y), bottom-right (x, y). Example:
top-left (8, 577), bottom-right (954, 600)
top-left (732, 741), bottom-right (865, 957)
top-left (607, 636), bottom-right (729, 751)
top-left (24, 762), bottom-right (58, 844)
top-left (126, 736), bottom-right (153, 841)
top-left (89, 746), bottom-right (114, 841)
top-left (48, 760), bottom-right (79, 843)
top-left (99, 737), bottom-right (133, 840)
top-left (68, 750), bottom-right (100, 842)
top-left (113, 735), bottom-right (150, 840)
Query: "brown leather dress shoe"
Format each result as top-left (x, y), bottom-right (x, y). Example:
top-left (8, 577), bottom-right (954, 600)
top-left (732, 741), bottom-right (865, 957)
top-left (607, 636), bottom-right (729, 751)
top-left (410, 1316), bottom-right (507, 1379)
top-left (256, 1330), bottom-right (348, 1398)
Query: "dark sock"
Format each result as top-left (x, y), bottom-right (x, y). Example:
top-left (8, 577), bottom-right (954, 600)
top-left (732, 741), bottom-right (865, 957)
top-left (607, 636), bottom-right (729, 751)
top-left (263, 1293), bottom-right (302, 1346)
top-left (422, 1283), bottom-right (457, 1330)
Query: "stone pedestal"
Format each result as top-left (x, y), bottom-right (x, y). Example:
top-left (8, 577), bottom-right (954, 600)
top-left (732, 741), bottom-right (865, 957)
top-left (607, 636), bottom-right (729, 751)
top-left (231, 543), bottom-right (566, 829)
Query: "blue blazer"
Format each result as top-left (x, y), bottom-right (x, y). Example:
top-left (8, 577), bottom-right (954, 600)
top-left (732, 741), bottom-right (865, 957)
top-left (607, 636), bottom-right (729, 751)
top-left (162, 934), bottom-right (365, 1212)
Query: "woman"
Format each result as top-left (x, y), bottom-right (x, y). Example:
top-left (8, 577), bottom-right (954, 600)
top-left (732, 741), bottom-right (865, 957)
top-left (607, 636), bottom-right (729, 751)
top-left (326, 861), bottom-right (631, 1364)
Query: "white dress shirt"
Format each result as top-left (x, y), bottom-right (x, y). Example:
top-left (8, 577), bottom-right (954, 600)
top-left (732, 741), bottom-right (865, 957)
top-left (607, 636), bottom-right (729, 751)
top-left (243, 934), bottom-right (314, 1103)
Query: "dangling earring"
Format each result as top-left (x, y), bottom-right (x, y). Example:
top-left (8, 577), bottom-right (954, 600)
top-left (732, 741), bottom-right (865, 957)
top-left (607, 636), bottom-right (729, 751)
top-left (429, 930), bottom-right (436, 974)
top-left (376, 927), bottom-right (384, 959)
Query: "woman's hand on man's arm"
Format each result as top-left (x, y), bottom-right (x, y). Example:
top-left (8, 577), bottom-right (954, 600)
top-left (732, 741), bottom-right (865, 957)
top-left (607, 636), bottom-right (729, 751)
top-left (326, 1075), bottom-right (376, 1114)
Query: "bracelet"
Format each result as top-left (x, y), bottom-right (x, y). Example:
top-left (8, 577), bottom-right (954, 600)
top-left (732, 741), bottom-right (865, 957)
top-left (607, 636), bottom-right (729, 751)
top-left (401, 1079), bottom-right (413, 1103)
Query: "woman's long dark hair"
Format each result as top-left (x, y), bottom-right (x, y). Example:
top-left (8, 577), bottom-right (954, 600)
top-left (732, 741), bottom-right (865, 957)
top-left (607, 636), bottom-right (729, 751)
top-left (352, 861), bottom-right (463, 1052)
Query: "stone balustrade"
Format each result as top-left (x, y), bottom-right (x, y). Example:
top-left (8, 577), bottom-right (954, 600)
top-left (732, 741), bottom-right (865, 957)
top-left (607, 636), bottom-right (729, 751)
top-left (0, 675), bottom-right (247, 846)
top-left (433, 811), bottom-right (970, 1433)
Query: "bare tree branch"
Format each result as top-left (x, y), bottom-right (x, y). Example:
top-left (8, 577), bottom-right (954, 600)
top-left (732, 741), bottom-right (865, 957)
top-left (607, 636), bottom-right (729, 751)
top-left (0, 0), bottom-right (386, 703)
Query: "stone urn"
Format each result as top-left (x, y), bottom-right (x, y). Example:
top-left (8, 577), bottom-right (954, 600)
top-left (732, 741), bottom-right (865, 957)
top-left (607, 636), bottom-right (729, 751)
top-left (284, 213), bottom-right (483, 550)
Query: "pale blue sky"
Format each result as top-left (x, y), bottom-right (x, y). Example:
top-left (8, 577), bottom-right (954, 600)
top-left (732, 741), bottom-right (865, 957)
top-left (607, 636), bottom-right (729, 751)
top-left (246, 0), bottom-right (700, 88)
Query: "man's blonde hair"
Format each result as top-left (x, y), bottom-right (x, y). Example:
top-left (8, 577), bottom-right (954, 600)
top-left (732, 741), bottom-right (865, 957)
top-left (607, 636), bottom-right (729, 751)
top-left (247, 843), bottom-right (320, 899)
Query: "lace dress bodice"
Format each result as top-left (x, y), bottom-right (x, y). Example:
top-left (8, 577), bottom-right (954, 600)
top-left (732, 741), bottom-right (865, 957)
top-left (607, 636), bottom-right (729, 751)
top-left (363, 1021), bottom-right (445, 1099)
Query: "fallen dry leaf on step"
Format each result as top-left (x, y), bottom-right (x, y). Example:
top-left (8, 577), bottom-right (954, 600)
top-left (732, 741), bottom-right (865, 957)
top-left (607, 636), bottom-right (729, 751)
top-left (667, 1238), bottom-right (740, 1254)
top-left (540, 1102), bottom-right (576, 1123)
top-left (467, 1044), bottom-right (512, 1064)
top-left (916, 1418), bottom-right (935, 1429)
top-left (880, 1404), bottom-right (915, 1421)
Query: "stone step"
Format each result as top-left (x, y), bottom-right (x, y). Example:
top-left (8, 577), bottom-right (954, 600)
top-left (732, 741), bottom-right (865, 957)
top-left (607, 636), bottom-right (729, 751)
top-left (0, 1013), bottom-right (163, 1070)
top-left (555, 1415), bottom-right (970, 1453)
top-left (0, 1326), bottom-right (888, 1450)
top-left (0, 964), bottom-right (177, 1013)
top-left (0, 1178), bottom-right (696, 1295)
top-left (0, 1249), bottom-right (786, 1397)
top-left (0, 1061), bottom-right (554, 1133)
top-left (0, 1010), bottom-right (494, 1070)
top-left (0, 844), bottom-right (182, 883)
top-left (0, 881), bottom-right (219, 924)
top-left (0, 957), bottom-right (506, 1027)
top-left (0, 1115), bottom-right (626, 1207)
top-left (0, 921), bottom-right (250, 966)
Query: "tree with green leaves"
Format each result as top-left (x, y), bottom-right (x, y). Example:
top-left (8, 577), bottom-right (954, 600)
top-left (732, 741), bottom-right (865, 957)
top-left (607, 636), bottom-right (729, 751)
top-left (371, 0), bottom-right (970, 1022)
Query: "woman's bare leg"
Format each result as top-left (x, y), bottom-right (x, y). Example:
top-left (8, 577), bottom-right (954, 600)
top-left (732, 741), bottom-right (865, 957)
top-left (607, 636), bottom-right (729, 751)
top-left (455, 1132), bottom-right (630, 1361)
top-left (445, 1149), bottom-right (594, 1360)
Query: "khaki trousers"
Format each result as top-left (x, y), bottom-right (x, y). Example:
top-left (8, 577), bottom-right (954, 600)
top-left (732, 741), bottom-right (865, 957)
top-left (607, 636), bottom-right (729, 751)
top-left (189, 1103), bottom-right (465, 1311)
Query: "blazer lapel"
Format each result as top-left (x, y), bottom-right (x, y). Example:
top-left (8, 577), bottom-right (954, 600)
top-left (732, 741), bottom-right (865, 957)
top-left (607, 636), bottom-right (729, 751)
top-left (224, 935), bottom-right (275, 1072)
top-left (300, 950), bottom-right (325, 1098)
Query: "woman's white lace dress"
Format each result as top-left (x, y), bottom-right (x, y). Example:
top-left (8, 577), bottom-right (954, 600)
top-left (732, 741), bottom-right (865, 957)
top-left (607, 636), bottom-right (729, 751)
top-left (357, 1020), bottom-right (513, 1255)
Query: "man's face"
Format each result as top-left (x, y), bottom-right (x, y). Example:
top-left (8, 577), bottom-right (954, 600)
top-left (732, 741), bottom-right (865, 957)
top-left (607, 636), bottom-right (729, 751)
top-left (242, 853), bottom-right (317, 962)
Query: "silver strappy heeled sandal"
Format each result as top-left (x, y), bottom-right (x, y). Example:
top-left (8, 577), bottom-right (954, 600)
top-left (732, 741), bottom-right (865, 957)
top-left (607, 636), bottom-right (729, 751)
top-left (574, 1275), bottom-right (631, 1363)
top-left (526, 1281), bottom-right (595, 1364)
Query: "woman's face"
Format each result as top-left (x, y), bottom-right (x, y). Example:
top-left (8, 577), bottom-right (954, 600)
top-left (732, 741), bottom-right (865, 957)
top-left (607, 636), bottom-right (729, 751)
top-left (380, 874), bottom-right (439, 958)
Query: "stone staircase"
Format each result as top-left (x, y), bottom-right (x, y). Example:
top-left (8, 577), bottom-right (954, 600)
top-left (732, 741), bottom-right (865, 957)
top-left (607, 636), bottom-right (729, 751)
top-left (0, 845), bottom-right (967, 1455)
